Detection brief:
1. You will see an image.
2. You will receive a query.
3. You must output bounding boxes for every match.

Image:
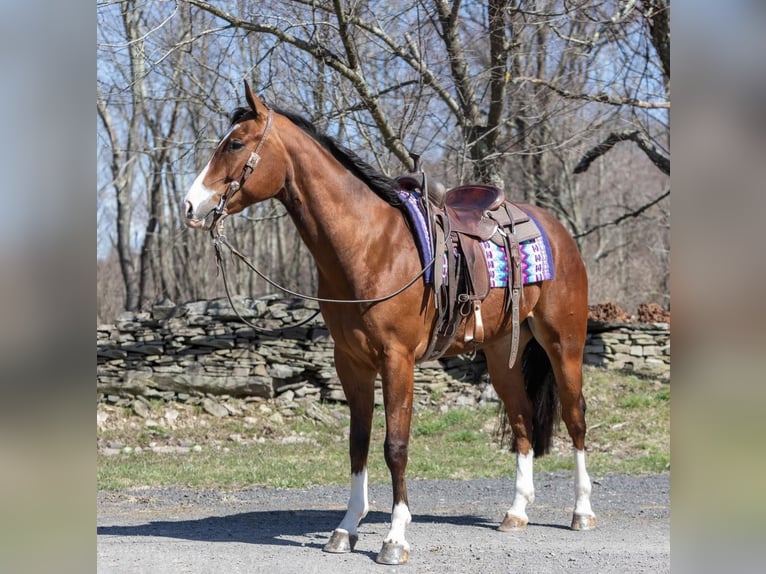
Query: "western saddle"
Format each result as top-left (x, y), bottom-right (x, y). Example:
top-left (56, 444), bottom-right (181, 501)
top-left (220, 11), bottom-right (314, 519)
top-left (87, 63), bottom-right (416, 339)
top-left (396, 165), bottom-right (542, 367)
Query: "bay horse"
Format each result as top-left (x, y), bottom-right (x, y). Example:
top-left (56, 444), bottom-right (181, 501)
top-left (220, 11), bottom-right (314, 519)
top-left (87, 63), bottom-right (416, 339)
top-left (183, 81), bottom-right (595, 565)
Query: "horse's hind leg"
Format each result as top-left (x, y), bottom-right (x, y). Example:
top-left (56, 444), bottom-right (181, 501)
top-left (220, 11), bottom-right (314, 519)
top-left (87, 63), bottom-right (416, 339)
top-left (528, 314), bottom-right (597, 530)
top-left (324, 349), bottom-right (376, 554)
top-left (483, 331), bottom-right (538, 531)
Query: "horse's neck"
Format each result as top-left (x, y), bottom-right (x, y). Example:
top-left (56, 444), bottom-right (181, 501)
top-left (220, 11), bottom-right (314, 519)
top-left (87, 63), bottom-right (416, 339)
top-left (277, 133), bottom-right (405, 294)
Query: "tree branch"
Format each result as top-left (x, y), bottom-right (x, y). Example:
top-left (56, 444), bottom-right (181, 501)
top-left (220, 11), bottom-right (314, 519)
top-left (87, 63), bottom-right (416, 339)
top-left (332, 0), bottom-right (359, 71)
top-left (515, 76), bottom-right (670, 110)
top-left (182, 0), bottom-right (346, 71)
top-left (291, 0), bottom-right (462, 119)
top-left (181, 0), bottom-right (414, 168)
top-left (573, 189), bottom-right (669, 239)
top-left (574, 129), bottom-right (669, 175)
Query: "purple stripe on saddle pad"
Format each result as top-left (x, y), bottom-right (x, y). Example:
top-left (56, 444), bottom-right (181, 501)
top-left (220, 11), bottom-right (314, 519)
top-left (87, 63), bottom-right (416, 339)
top-left (519, 209), bottom-right (555, 284)
top-left (398, 190), bottom-right (434, 283)
top-left (397, 190), bottom-right (554, 287)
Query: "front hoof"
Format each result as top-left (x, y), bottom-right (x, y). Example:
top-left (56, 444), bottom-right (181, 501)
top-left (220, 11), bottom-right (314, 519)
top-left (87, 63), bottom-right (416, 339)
top-left (498, 513), bottom-right (528, 532)
top-left (571, 513), bottom-right (596, 531)
top-left (376, 541), bottom-right (409, 565)
top-left (323, 529), bottom-right (358, 553)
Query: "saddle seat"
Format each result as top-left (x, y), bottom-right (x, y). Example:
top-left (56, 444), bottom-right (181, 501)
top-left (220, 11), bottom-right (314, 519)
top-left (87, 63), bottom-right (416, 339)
top-left (446, 184), bottom-right (505, 212)
top-left (444, 184), bottom-right (506, 242)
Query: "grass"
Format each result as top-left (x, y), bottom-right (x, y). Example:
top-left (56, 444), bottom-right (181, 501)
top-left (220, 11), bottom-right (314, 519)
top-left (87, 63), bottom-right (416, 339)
top-left (97, 366), bottom-right (669, 491)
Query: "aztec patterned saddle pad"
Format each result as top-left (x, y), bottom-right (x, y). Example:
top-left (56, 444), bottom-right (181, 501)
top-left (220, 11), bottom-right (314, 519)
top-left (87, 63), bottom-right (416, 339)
top-left (398, 190), bottom-right (554, 288)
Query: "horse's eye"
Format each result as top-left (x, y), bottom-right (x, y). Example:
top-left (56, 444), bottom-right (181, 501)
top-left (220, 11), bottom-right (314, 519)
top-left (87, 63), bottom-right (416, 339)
top-left (228, 139), bottom-right (245, 152)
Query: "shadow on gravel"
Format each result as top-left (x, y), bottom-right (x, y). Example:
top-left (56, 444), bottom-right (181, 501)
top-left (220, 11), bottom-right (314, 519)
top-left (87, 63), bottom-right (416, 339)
top-left (98, 509), bottom-right (497, 549)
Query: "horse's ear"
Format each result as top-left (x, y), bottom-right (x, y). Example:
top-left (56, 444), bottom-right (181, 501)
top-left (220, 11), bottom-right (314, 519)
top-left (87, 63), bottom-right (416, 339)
top-left (244, 80), bottom-right (266, 118)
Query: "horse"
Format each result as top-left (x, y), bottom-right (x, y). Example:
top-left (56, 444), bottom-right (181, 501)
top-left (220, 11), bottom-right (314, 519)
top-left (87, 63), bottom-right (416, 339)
top-left (183, 81), bottom-right (595, 565)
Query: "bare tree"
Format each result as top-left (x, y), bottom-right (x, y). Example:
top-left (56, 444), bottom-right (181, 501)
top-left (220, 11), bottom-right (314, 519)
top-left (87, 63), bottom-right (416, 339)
top-left (537, 0), bottom-right (671, 177)
top-left (97, 0), bottom-right (671, 320)
top-left (97, 0), bottom-right (146, 310)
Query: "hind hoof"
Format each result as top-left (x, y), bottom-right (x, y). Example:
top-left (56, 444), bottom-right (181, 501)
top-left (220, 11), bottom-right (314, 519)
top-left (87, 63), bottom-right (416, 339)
top-left (571, 513), bottom-right (596, 531)
top-left (498, 513), bottom-right (528, 532)
top-left (376, 541), bottom-right (409, 565)
top-left (323, 530), bottom-right (358, 553)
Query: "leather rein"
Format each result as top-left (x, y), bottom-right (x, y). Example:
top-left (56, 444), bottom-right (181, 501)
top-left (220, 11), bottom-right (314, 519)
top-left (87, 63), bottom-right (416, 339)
top-left (209, 107), bottom-right (435, 335)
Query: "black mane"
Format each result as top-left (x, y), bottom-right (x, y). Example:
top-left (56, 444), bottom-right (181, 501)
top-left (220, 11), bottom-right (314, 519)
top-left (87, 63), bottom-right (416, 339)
top-left (228, 106), bottom-right (401, 207)
top-left (229, 107), bottom-right (253, 125)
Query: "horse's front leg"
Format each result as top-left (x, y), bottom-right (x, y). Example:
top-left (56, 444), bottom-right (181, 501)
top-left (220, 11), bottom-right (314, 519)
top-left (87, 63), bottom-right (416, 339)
top-left (324, 349), bottom-right (376, 554)
top-left (375, 347), bottom-right (415, 565)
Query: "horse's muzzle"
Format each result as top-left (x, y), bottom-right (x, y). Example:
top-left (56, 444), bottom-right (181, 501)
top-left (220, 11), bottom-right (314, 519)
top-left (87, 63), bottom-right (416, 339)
top-left (184, 200), bottom-right (212, 229)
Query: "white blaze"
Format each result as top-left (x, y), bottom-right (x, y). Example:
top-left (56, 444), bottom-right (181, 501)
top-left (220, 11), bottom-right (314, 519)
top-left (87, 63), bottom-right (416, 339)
top-left (184, 161), bottom-right (217, 221)
top-left (184, 124), bottom-right (239, 222)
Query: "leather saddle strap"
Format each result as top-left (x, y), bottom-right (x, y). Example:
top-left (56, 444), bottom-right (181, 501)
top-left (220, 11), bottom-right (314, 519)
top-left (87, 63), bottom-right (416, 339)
top-left (438, 235), bottom-right (466, 355)
top-left (508, 238), bottom-right (523, 368)
top-left (421, 216), bottom-right (461, 362)
top-left (455, 233), bottom-right (486, 347)
top-left (432, 210), bottom-right (446, 312)
top-left (458, 233), bottom-right (491, 300)
top-left (493, 203), bottom-right (524, 367)
top-left (422, 216), bottom-right (446, 361)
top-left (497, 226), bottom-right (515, 323)
top-left (474, 301), bottom-right (484, 343)
top-left (443, 235), bottom-right (459, 336)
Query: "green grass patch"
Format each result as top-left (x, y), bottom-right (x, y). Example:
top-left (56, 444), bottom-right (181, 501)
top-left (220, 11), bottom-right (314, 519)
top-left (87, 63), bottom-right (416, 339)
top-left (413, 408), bottom-right (475, 437)
top-left (98, 366), bottom-right (670, 490)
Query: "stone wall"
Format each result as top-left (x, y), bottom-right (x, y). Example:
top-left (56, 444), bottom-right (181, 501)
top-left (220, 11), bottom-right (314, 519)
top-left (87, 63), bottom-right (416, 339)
top-left (97, 297), bottom-right (669, 407)
top-left (585, 321), bottom-right (670, 376)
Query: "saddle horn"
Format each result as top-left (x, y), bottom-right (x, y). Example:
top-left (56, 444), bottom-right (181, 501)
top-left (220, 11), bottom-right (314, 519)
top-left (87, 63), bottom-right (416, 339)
top-left (401, 151), bottom-right (445, 208)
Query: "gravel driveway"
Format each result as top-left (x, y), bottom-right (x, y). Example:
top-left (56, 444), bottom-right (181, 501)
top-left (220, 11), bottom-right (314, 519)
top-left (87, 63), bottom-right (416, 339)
top-left (97, 472), bottom-right (669, 573)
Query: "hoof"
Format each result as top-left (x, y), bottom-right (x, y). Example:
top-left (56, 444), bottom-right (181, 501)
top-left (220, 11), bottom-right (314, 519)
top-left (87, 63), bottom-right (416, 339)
top-left (376, 541), bottom-right (409, 565)
top-left (571, 513), bottom-right (596, 531)
top-left (323, 530), bottom-right (358, 553)
top-left (498, 513), bottom-right (528, 532)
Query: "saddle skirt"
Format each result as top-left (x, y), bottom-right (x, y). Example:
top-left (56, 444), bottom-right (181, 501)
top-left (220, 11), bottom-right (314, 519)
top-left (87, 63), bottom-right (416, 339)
top-left (397, 182), bottom-right (554, 366)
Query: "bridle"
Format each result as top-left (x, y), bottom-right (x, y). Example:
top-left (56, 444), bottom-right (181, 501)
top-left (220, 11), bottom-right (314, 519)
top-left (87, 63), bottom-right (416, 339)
top-left (209, 106), bottom-right (275, 235)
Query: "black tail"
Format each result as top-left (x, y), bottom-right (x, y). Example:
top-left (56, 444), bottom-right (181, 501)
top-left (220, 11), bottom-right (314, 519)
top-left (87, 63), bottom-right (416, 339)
top-left (499, 339), bottom-right (560, 457)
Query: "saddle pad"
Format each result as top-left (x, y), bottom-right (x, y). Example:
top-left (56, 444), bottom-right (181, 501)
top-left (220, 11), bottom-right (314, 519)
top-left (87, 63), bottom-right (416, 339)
top-left (398, 190), bottom-right (553, 287)
top-left (481, 234), bottom-right (554, 287)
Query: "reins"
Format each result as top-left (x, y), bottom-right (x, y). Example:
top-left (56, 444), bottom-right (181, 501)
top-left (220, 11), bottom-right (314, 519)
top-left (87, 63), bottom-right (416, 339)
top-left (212, 228), bottom-right (435, 334)
top-left (212, 230), bottom-right (322, 334)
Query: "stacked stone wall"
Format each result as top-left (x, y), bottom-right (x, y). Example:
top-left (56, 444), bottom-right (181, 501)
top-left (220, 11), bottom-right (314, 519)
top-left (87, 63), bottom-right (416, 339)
top-left (97, 297), bottom-right (669, 407)
top-left (585, 322), bottom-right (670, 375)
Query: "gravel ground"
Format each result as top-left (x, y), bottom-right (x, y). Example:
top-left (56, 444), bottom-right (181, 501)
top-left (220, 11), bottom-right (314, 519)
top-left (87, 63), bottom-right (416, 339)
top-left (97, 472), bottom-right (669, 573)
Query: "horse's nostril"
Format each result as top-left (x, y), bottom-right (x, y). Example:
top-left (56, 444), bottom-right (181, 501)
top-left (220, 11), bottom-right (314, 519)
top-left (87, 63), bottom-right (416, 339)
top-left (184, 200), bottom-right (194, 219)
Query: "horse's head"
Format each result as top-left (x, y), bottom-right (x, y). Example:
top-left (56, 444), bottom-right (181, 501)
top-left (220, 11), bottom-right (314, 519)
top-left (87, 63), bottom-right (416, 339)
top-left (183, 81), bottom-right (286, 230)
